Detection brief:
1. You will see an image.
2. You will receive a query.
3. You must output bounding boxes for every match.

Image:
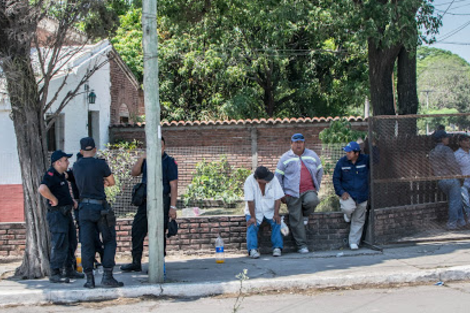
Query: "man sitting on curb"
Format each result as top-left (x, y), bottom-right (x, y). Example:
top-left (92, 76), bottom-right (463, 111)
top-left (333, 141), bottom-right (370, 250)
top-left (244, 166), bottom-right (285, 258)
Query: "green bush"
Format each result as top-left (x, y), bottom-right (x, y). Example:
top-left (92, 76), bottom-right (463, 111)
top-left (319, 120), bottom-right (366, 144)
top-left (181, 156), bottom-right (251, 206)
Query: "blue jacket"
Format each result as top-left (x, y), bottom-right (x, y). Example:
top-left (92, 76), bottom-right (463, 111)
top-left (333, 154), bottom-right (370, 203)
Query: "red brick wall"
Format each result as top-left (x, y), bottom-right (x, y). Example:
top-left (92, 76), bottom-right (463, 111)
top-left (0, 185), bottom-right (24, 223)
top-left (109, 58), bottom-right (144, 125)
top-left (0, 203), bottom-right (450, 258)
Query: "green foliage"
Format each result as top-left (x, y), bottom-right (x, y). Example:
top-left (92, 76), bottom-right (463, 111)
top-left (318, 120), bottom-right (367, 144)
top-left (98, 144), bottom-right (142, 205)
top-left (181, 156), bottom-right (251, 206)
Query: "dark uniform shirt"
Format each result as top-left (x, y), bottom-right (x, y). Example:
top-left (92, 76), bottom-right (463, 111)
top-left (72, 157), bottom-right (112, 200)
top-left (41, 167), bottom-right (74, 207)
top-left (333, 154), bottom-right (370, 204)
top-left (141, 152), bottom-right (178, 195)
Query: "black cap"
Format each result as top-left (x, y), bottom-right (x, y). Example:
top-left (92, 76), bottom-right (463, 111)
top-left (254, 166), bottom-right (274, 182)
top-left (80, 137), bottom-right (96, 151)
top-left (458, 134), bottom-right (470, 141)
top-left (51, 150), bottom-right (72, 165)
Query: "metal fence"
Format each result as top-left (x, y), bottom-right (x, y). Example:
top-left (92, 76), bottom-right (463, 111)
top-left (102, 144), bottom-right (345, 217)
top-left (368, 113), bottom-right (470, 245)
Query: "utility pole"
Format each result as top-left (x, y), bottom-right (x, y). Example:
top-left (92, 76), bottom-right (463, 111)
top-left (421, 90), bottom-right (433, 134)
top-left (142, 0), bottom-right (164, 283)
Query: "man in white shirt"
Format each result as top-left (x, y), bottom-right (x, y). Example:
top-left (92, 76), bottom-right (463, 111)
top-left (244, 166), bottom-right (285, 258)
top-left (454, 134), bottom-right (470, 217)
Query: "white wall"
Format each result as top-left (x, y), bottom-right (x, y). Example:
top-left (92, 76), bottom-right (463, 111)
top-left (0, 101), bottom-right (22, 184)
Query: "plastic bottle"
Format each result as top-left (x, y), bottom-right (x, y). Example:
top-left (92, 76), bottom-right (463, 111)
top-left (280, 216), bottom-right (289, 236)
top-left (76, 243), bottom-right (83, 273)
top-left (215, 235), bottom-right (225, 264)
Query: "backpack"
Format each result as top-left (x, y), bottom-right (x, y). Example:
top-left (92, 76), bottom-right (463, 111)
top-left (131, 182), bottom-right (147, 206)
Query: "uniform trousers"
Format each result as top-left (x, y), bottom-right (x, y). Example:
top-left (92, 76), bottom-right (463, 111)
top-left (47, 209), bottom-right (76, 270)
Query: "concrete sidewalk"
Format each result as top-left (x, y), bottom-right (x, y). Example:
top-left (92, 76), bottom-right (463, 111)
top-left (1, 240), bottom-right (470, 307)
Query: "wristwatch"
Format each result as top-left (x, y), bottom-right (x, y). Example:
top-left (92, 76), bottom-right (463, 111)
top-left (170, 205), bottom-right (177, 210)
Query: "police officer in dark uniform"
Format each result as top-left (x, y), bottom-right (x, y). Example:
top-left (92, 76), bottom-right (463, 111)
top-left (121, 137), bottom-right (178, 272)
top-left (38, 150), bottom-right (84, 283)
top-left (73, 137), bottom-right (123, 289)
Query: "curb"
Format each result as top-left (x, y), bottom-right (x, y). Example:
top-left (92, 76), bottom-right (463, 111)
top-left (1, 265), bottom-right (470, 307)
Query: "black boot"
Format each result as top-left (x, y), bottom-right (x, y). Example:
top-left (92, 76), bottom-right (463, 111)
top-left (64, 267), bottom-right (85, 279)
top-left (83, 271), bottom-right (95, 289)
top-left (120, 261), bottom-right (142, 272)
top-left (49, 268), bottom-right (70, 283)
top-left (101, 268), bottom-right (124, 288)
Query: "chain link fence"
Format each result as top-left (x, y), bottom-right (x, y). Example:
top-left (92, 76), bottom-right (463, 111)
top-left (368, 114), bottom-right (470, 244)
top-left (100, 144), bottom-right (345, 218)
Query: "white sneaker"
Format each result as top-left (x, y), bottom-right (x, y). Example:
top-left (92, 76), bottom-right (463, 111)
top-left (344, 214), bottom-right (351, 223)
top-left (350, 243), bottom-right (359, 250)
top-left (303, 216), bottom-right (309, 226)
top-left (273, 248), bottom-right (282, 257)
top-left (298, 247), bottom-right (309, 254)
top-left (249, 249), bottom-right (260, 259)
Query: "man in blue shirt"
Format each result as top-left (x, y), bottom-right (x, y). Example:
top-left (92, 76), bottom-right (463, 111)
top-left (121, 137), bottom-right (178, 272)
top-left (333, 141), bottom-right (370, 250)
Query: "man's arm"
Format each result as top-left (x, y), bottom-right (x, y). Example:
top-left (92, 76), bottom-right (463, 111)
top-left (247, 201), bottom-right (256, 226)
top-left (169, 179), bottom-right (178, 219)
top-left (131, 155), bottom-right (146, 176)
top-left (332, 160), bottom-right (348, 199)
top-left (104, 174), bottom-right (115, 187)
top-left (38, 184), bottom-right (58, 206)
top-left (273, 199), bottom-right (281, 224)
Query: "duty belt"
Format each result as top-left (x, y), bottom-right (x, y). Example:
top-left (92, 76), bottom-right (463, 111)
top-left (80, 198), bottom-right (105, 205)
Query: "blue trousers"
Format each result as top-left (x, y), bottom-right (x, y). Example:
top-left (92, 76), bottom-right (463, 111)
top-left (438, 179), bottom-right (466, 228)
top-left (79, 203), bottom-right (117, 272)
top-left (245, 215), bottom-right (283, 252)
top-left (47, 209), bottom-right (76, 270)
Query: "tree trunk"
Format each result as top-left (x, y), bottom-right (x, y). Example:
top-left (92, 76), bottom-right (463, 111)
top-left (396, 47), bottom-right (419, 135)
top-left (367, 38), bottom-right (402, 116)
top-left (4, 55), bottom-right (51, 279)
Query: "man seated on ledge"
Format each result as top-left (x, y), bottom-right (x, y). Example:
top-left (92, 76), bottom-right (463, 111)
top-left (244, 166), bottom-right (285, 259)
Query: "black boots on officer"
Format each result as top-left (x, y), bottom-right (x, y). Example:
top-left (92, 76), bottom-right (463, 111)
top-left (120, 260), bottom-right (142, 272)
top-left (64, 267), bottom-right (85, 279)
top-left (83, 268), bottom-right (124, 289)
top-left (49, 268), bottom-right (70, 283)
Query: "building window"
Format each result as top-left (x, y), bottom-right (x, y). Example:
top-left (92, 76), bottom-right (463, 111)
top-left (88, 111), bottom-right (100, 146)
top-left (119, 103), bottom-right (129, 123)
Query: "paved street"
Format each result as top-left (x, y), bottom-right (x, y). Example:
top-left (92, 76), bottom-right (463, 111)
top-left (2, 282), bottom-right (470, 313)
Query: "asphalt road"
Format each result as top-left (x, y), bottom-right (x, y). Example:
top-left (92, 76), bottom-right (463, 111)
top-left (3, 282), bottom-right (470, 313)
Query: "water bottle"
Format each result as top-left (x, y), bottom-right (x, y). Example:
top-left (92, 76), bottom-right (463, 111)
top-left (280, 216), bottom-right (289, 236)
top-left (76, 243), bottom-right (83, 273)
top-left (215, 235), bottom-right (225, 264)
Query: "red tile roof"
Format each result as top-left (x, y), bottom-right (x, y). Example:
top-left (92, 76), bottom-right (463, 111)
top-left (111, 116), bottom-right (366, 128)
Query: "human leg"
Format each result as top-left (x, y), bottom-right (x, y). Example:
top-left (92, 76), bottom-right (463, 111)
top-left (340, 197), bottom-right (357, 222)
top-left (286, 196), bottom-right (308, 250)
top-left (245, 215), bottom-right (260, 253)
top-left (47, 210), bottom-right (70, 283)
top-left (349, 201), bottom-right (367, 246)
top-left (461, 186), bottom-right (470, 218)
top-left (78, 204), bottom-right (101, 274)
top-left (439, 179), bottom-right (464, 228)
top-left (266, 217), bottom-right (283, 251)
top-left (301, 191), bottom-right (320, 216)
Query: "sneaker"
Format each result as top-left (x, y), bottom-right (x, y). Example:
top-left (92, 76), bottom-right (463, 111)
top-left (273, 248), bottom-right (282, 257)
top-left (344, 214), bottom-right (351, 223)
top-left (303, 216), bottom-right (309, 226)
top-left (298, 247), bottom-right (309, 254)
top-left (350, 243), bottom-right (359, 250)
top-left (249, 249), bottom-right (260, 259)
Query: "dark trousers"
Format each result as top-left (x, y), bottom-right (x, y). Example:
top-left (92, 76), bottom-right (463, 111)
top-left (47, 209), bottom-right (76, 270)
top-left (74, 208), bottom-right (104, 259)
top-left (131, 194), bottom-right (170, 262)
top-left (79, 203), bottom-right (117, 273)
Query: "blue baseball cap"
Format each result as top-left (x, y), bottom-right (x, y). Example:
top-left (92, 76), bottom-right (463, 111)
top-left (50, 150), bottom-right (72, 165)
top-left (291, 133), bottom-right (305, 142)
top-left (343, 141), bottom-right (361, 152)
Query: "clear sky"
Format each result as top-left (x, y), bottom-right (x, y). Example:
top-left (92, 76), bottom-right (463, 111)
top-left (429, 0), bottom-right (470, 63)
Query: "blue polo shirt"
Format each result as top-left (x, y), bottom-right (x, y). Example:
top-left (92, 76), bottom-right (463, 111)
top-left (141, 152), bottom-right (178, 195)
top-left (333, 154), bottom-right (370, 203)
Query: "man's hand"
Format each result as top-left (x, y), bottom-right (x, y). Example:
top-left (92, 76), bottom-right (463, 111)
top-left (73, 199), bottom-right (78, 209)
top-left (273, 213), bottom-right (281, 224)
top-left (341, 192), bottom-right (350, 200)
top-left (50, 197), bottom-right (59, 206)
top-left (281, 196), bottom-right (287, 204)
top-left (247, 216), bottom-right (257, 227)
top-left (169, 207), bottom-right (177, 220)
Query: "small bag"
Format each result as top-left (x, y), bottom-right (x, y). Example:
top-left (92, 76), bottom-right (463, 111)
top-left (131, 182), bottom-right (147, 206)
top-left (167, 219), bottom-right (178, 238)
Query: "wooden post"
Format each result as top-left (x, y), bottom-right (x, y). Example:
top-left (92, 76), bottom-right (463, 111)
top-left (142, 0), bottom-right (164, 283)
